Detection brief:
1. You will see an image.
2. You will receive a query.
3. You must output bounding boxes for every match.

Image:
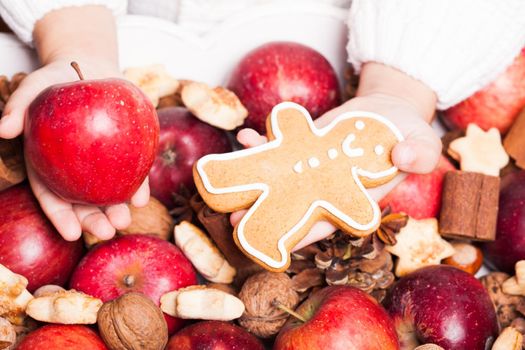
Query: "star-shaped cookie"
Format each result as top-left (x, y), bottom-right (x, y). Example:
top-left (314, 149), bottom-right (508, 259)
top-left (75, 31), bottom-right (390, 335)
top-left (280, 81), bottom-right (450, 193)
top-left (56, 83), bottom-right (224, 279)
top-left (448, 123), bottom-right (509, 176)
top-left (386, 218), bottom-right (455, 277)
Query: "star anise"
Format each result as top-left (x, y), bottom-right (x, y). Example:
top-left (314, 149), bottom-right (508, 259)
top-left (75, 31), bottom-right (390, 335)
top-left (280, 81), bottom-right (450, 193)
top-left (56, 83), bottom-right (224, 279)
top-left (169, 185), bottom-right (194, 223)
top-left (376, 206), bottom-right (408, 246)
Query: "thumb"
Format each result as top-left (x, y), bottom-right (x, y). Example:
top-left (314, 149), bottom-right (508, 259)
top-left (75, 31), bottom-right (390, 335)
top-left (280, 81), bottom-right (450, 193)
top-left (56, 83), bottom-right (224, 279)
top-left (392, 122), bottom-right (442, 174)
top-left (0, 76), bottom-right (44, 139)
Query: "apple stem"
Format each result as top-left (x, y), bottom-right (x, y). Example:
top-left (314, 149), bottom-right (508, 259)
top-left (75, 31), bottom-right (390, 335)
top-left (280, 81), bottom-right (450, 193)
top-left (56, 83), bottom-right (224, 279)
top-left (70, 62), bottom-right (84, 80)
top-left (273, 301), bottom-right (306, 323)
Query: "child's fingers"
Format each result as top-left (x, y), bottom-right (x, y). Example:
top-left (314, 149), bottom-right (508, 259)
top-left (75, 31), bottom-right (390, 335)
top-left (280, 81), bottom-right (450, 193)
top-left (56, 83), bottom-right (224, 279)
top-left (230, 210), bottom-right (248, 227)
top-left (130, 177), bottom-right (150, 208)
top-left (0, 76), bottom-right (44, 139)
top-left (292, 221), bottom-right (337, 251)
top-left (104, 203), bottom-right (131, 230)
top-left (393, 123), bottom-right (442, 174)
top-left (73, 204), bottom-right (116, 240)
top-left (27, 166), bottom-right (82, 241)
top-left (237, 128), bottom-right (268, 148)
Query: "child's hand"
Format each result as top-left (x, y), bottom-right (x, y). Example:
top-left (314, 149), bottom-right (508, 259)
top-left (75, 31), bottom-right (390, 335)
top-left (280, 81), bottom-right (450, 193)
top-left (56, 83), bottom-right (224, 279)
top-left (231, 62), bottom-right (441, 249)
top-left (0, 6), bottom-right (148, 242)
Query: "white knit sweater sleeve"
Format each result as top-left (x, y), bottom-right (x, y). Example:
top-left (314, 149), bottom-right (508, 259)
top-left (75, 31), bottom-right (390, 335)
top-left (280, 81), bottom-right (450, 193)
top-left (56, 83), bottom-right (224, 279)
top-left (0, 0), bottom-right (127, 45)
top-left (347, 0), bottom-right (525, 109)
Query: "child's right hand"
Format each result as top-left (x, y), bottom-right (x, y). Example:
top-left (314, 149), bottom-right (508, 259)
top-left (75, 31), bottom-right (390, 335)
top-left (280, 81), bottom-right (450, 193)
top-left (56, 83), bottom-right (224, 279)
top-left (232, 62), bottom-right (441, 249)
top-left (0, 6), bottom-right (149, 242)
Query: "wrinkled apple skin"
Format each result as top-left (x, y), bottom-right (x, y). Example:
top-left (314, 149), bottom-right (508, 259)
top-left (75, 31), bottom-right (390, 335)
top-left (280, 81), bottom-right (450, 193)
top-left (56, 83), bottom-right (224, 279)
top-left (69, 234), bottom-right (197, 334)
top-left (148, 107), bottom-right (231, 209)
top-left (384, 265), bottom-right (498, 350)
top-left (229, 41), bottom-right (341, 134)
top-left (167, 321), bottom-right (265, 350)
top-left (484, 170), bottom-right (525, 272)
top-left (274, 286), bottom-right (399, 350)
top-left (25, 78), bottom-right (159, 205)
top-left (0, 184), bottom-right (84, 292)
top-left (442, 49), bottom-right (525, 134)
top-left (16, 325), bottom-right (108, 350)
top-left (379, 156), bottom-right (455, 219)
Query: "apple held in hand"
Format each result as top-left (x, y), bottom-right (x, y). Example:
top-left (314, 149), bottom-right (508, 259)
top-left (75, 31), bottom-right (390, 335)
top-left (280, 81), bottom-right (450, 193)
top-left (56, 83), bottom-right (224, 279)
top-left (69, 234), bottom-right (197, 334)
top-left (0, 184), bottom-right (84, 292)
top-left (484, 170), bottom-right (525, 272)
top-left (379, 155), bottom-right (455, 219)
top-left (229, 41), bottom-right (341, 134)
top-left (442, 48), bottom-right (525, 134)
top-left (274, 286), bottom-right (399, 350)
top-left (384, 265), bottom-right (498, 350)
top-left (166, 321), bottom-right (265, 350)
top-left (148, 107), bottom-right (231, 209)
top-left (16, 325), bottom-right (108, 350)
top-left (24, 63), bottom-right (159, 205)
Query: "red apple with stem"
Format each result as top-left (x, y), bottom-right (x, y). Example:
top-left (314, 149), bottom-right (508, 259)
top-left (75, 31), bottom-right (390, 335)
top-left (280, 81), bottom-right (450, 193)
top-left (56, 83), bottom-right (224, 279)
top-left (379, 156), bottom-right (456, 219)
top-left (484, 170), bottom-right (525, 272)
top-left (69, 234), bottom-right (197, 334)
top-left (24, 62), bottom-right (159, 205)
top-left (16, 325), bottom-right (108, 350)
top-left (228, 41), bottom-right (341, 134)
top-left (0, 184), bottom-right (84, 292)
top-left (148, 107), bottom-right (231, 209)
top-left (166, 321), bottom-right (265, 350)
top-left (384, 265), bottom-right (498, 350)
top-left (442, 48), bottom-right (525, 134)
top-left (274, 286), bottom-right (399, 350)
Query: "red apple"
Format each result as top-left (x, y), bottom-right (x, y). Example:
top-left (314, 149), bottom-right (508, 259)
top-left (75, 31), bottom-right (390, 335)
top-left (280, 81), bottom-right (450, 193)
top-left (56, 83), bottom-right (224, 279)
top-left (16, 325), bottom-right (107, 350)
top-left (166, 321), bottom-right (264, 350)
top-left (149, 107), bottom-right (231, 209)
top-left (385, 265), bottom-right (498, 350)
top-left (442, 48), bottom-right (525, 134)
top-left (69, 234), bottom-right (197, 334)
top-left (484, 170), bottom-right (525, 272)
top-left (0, 184), bottom-right (84, 292)
top-left (274, 286), bottom-right (399, 350)
top-left (228, 41), bottom-right (341, 134)
top-left (24, 65), bottom-right (159, 205)
top-left (379, 155), bottom-right (455, 219)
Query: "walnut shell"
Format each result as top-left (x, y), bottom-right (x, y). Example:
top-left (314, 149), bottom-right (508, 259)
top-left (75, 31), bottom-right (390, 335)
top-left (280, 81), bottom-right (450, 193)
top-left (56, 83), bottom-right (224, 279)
top-left (118, 197), bottom-right (174, 240)
top-left (97, 293), bottom-right (167, 350)
top-left (238, 272), bottom-right (299, 338)
top-left (480, 272), bottom-right (523, 328)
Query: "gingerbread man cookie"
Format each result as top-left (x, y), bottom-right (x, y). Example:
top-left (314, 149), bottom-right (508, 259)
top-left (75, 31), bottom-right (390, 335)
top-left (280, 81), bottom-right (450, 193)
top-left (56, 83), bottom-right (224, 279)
top-left (193, 102), bottom-right (403, 271)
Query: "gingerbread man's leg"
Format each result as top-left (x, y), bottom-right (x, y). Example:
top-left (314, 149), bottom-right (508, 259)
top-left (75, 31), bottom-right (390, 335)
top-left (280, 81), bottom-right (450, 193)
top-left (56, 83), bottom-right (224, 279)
top-left (233, 185), bottom-right (315, 271)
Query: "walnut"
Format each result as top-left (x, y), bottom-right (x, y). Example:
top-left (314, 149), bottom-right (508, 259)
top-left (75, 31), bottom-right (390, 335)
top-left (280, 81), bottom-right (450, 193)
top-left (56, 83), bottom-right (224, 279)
top-left (0, 264), bottom-right (33, 326)
top-left (480, 272), bottom-right (523, 328)
top-left (503, 261), bottom-right (525, 296)
top-left (124, 65), bottom-right (179, 107)
top-left (492, 327), bottom-right (523, 350)
top-left (0, 317), bottom-right (15, 350)
top-left (33, 285), bottom-right (65, 298)
top-left (238, 272), bottom-right (299, 338)
top-left (414, 345), bottom-right (444, 350)
top-left (118, 197), bottom-right (174, 240)
top-left (97, 292), bottom-right (168, 350)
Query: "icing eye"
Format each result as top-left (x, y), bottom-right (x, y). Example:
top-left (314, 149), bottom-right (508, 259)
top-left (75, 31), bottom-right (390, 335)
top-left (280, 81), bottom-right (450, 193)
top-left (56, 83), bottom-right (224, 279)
top-left (327, 148), bottom-right (338, 159)
top-left (374, 145), bottom-right (384, 155)
top-left (355, 121), bottom-right (365, 130)
top-left (293, 161), bottom-right (303, 174)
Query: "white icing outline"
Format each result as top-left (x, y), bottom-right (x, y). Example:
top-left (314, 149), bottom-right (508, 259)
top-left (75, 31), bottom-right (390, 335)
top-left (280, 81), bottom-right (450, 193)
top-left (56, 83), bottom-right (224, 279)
top-left (308, 157), bottom-right (320, 168)
top-left (328, 148), bottom-right (338, 159)
top-left (196, 102), bottom-right (404, 269)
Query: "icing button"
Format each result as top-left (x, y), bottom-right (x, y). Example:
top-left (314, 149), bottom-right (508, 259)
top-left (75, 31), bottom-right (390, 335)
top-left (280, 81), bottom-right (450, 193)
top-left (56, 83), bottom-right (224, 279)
top-left (375, 145), bottom-right (384, 156)
top-left (355, 121), bottom-right (365, 130)
top-left (308, 157), bottom-right (320, 168)
top-left (293, 161), bottom-right (303, 173)
top-left (328, 148), bottom-right (338, 159)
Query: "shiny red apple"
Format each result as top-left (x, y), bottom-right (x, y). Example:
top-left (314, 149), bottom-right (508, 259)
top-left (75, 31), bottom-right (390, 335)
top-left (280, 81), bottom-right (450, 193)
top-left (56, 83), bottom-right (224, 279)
top-left (228, 41), bottom-right (341, 133)
top-left (24, 65), bottom-right (159, 205)
top-left (69, 234), bottom-right (197, 334)
top-left (484, 170), bottom-right (525, 272)
top-left (379, 156), bottom-right (455, 219)
top-left (0, 184), bottom-right (84, 292)
top-left (274, 286), bottom-right (399, 350)
top-left (148, 107), bottom-right (231, 209)
top-left (16, 325), bottom-right (107, 350)
top-left (385, 265), bottom-right (498, 350)
top-left (166, 321), bottom-right (264, 350)
top-left (442, 48), bottom-right (525, 134)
